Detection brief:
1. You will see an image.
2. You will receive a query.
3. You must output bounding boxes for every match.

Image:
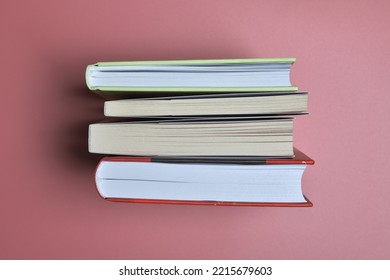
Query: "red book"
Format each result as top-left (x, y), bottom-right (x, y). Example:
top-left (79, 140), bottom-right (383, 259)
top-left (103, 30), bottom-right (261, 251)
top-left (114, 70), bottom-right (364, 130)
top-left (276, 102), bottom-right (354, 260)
top-left (94, 148), bottom-right (314, 207)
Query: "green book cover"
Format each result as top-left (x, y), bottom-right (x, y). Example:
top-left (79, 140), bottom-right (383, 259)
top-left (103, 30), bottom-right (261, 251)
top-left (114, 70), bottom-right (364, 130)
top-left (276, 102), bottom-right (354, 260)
top-left (86, 58), bottom-right (298, 96)
top-left (94, 57), bottom-right (296, 66)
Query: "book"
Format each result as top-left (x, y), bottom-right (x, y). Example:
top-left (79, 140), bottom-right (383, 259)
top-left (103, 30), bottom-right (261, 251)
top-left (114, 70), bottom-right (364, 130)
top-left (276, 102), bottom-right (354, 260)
top-left (85, 58), bottom-right (297, 98)
top-left (94, 149), bottom-right (314, 206)
top-left (103, 92), bottom-right (308, 117)
top-left (88, 117), bottom-right (294, 157)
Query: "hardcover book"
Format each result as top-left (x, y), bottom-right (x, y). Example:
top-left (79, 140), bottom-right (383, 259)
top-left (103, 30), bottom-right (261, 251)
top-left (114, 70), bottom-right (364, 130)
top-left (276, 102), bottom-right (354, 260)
top-left (85, 58), bottom-right (298, 99)
top-left (95, 149), bottom-right (314, 206)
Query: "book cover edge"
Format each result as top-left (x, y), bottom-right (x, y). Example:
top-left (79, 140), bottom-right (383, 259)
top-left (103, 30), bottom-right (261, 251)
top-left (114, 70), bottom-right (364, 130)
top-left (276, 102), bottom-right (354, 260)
top-left (94, 57), bottom-right (296, 66)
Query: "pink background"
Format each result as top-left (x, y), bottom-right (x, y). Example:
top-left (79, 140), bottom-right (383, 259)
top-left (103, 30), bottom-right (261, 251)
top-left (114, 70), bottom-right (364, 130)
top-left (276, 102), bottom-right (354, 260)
top-left (1, 0), bottom-right (390, 259)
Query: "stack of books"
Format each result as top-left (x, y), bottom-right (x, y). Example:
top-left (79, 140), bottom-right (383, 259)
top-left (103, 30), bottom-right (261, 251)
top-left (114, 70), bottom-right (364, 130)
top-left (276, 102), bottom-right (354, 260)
top-left (86, 58), bottom-right (314, 206)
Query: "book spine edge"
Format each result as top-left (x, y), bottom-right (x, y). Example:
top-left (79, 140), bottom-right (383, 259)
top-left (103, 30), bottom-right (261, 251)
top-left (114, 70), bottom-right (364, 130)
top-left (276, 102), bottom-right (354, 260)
top-left (105, 198), bottom-right (313, 207)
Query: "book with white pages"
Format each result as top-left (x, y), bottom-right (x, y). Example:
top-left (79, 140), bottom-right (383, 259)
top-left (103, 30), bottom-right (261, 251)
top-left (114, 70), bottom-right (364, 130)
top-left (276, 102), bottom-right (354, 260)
top-left (86, 58), bottom-right (298, 98)
top-left (94, 148), bottom-right (314, 206)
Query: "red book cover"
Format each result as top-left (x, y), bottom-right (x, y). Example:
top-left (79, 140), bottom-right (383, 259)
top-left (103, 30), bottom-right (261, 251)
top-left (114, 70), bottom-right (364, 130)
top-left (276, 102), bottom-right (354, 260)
top-left (94, 148), bottom-right (314, 207)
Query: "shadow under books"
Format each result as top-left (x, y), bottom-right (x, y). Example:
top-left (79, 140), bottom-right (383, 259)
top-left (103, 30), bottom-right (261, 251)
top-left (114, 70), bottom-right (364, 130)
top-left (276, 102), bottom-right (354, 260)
top-left (43, 80), bottom-right (104, 173)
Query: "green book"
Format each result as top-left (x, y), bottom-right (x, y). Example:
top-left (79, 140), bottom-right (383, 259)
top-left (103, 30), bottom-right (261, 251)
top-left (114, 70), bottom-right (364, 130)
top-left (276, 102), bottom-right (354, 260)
top-left (86, 58), bottom-right (298, 99)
